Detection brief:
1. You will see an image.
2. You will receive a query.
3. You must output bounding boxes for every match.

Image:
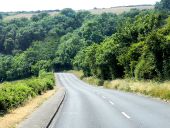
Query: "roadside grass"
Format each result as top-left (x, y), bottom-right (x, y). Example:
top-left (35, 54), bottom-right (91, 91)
top-left (67, 70), bottom-right (84, 78)
top-left (70, 70), bottom-right (170, 100)
top-left (104, 79), bottom-right (170, 100)
top-left (67, 70), bottom-right (103, 86)
top-left (82, 77), bottom-right (103, 86)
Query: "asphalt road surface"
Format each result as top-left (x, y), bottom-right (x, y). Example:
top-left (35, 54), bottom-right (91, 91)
top-left (49, 73), bottom-right (170, 128)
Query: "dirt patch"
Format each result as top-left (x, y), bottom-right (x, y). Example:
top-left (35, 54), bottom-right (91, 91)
top-left (0, 88), bottom-right (57, 128)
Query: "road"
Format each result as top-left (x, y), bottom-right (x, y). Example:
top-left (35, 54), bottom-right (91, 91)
top-left (49, 73), bottom-right (170, 128)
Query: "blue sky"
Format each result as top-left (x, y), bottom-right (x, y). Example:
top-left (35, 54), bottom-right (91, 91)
top-left (0, 0), bottom-right (160, 12)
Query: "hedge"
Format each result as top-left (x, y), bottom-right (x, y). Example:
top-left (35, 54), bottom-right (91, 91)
top-left (0, 72), bottom-right (55, 113)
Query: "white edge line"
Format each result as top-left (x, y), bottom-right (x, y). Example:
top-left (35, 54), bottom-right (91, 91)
top-left (121, 112), bottom-right (131, 119)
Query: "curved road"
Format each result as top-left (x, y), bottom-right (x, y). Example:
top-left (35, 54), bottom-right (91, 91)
top-left (49, 73), bottom-right (170, 128)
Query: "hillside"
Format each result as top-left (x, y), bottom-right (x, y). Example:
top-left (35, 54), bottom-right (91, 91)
top-left (0, 0), bottom-right (169, 82)
top-left (90, 5), bottom-right (154, 14)
top-left (3, 5), bottom-right (154, 20)
top-left (0, 0), bottom-right (170, 127)
top-left (3, 10), bottom-right (60, 21)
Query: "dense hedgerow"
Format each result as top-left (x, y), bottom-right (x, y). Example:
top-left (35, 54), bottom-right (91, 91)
top-left (0, 72), bottom-right (54, 112)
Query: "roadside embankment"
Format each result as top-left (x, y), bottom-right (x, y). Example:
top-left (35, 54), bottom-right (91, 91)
top-left (17, 73), bottom-right (66, 128)
top-left (0, 72), bottom-right (66, 128)
top-left (69, 70), bottom-right (170, 100)
top-left (104, 79), bottom-right (170, 100)
top-left (0, 89), bottom-right (56, 128)
top-left (0, 72), bottom-right (55, 113)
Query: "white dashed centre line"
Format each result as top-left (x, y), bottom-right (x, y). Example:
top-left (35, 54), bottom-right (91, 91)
top-left (121, 112), bottom-right (131, 119)
top-left (109, 101), bottom-right (115, 105)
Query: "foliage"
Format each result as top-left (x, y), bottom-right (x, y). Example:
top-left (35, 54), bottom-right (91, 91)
top-left (74, 10), bottom-right (170, 81)
top-left (155, 0), bottom-right (170, 11)
top-left (104, 79), bottom-right (170, 100)
top-left (0, 8), bottom-right (170, 82)
top-left (0, 8), bottom-right (170, 112)
top-left (0, 72), bottom-right (54, 112)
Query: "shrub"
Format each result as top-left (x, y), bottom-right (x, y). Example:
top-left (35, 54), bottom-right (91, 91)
top-left (135, 53), bottom-right (156, 80)
top-left (0, 72), bottom-right (55, 113)
top-left (0, 84), bottom-right (34, 112)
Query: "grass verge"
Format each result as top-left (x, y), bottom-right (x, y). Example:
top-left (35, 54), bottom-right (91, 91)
top-left (69, 70), bottom-right (170, 100)
top-left (67, 70), bottom-right (103, 86)
top-left (104, 79), bottom-right (170, 100)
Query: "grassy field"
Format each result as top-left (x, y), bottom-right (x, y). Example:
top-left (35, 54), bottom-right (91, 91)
top-left (4, 13), bottom-right (38, 20)
top-left (3, 5), bottom-right (154, 20)
top-left (90, 5), bottom-right (154, 14)
top-left (69, 70), bottom-right (170, 100)
top-left (3, 11), bottom-right (59, 21)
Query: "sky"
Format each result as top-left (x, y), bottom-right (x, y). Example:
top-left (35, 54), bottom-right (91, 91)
top-left (0, 0), bottom-right (160, 12)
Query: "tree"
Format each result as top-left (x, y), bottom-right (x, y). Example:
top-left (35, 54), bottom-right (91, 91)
top-left (0, 14), bottom-right (3, 20)
top-left (0, 55), bottom-right (12, 81)
top-left (4, 38), bottom-right (14, 54)
top-left (73, 44), bottom-right (98, 77)
top-left (31, 60), bottom-right (51, 76)
top-left (155, 0), bottom-right (170, 11)
top-left (0, 8), bottom-right (169, 82)
top-left (145, 32), bottom-right (166, 79)
top-left (60, 8), bottom-right (76, 18)
top-left (135, 53), bottom-right (156, 80)
top-left (54, 33), bottom-right (86, 71)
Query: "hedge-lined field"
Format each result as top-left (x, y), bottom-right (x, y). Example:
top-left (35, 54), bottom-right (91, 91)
top-left (0, 72), bottom-right (55, 113)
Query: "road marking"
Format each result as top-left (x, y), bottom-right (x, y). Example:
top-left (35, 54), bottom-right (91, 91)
top-left (109, 101), bottom-right (115, 105)
top-left (121, 112), bottom-right (131, 119)
top-left (102, 96), bottom-right (106, 99)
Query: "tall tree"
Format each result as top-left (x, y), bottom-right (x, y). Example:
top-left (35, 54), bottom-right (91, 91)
top-left (155, 0), bottom-right (170, 11)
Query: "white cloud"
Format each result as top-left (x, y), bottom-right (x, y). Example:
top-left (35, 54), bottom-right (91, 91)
top-left (0, 0), bottom-right (160, 12)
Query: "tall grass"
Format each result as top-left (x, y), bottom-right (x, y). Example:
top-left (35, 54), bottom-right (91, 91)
top-left (0, 72), bottom-right (55, 113)
top-left (67, 70), bottom-right (84, 78)
top-left (104, 79), bottom-right (170, 100)
top-left (70, 70), bottom-right (170, 100)
top-left (68, 70), bottom-right (103, 86)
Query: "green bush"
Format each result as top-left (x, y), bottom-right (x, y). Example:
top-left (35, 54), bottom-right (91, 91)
top-left (0, 72), bottom-right (55, 113)
top-left (0, 84), bottom-right (34, 112)
top-left (135, 53), bottom-right (156, 80)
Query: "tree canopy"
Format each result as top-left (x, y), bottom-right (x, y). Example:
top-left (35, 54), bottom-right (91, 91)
top-left (155, 0), bottom-right (170, 11)
top-left (0, 7), bottom-right (170, 82)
